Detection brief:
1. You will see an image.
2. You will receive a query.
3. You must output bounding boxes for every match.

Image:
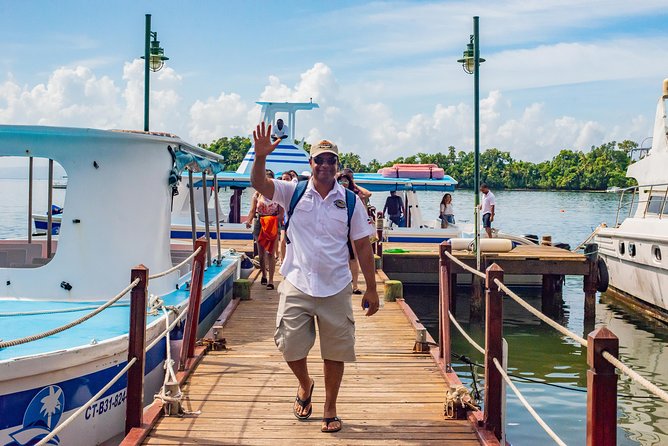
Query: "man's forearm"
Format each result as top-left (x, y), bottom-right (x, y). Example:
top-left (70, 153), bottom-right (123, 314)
top-left (355, 239), bottom-right (377, 291)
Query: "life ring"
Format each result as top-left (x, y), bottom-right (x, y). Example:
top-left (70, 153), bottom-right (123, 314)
top-left (596, 258), bottom-right (609, 292)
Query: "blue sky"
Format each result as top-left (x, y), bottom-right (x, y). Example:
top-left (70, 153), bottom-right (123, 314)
top-left (1, 1), bottom-right (668, 162)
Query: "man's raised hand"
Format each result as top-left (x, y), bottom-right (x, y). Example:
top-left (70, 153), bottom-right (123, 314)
top-left (253, 122), bottom-right (281, 158)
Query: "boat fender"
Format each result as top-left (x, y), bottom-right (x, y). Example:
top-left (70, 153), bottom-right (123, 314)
top-left (596, 258), bottom-right (609, 292)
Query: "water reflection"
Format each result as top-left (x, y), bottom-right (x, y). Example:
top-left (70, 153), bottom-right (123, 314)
top-left (405, 280), bottom-right (668, 446)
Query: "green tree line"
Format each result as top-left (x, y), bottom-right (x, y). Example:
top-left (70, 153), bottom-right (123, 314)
top-left (200, 137), bottom-right (637, 191)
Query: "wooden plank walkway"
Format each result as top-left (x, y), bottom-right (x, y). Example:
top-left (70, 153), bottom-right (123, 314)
top-left (143, 273), bottom-right (482, 445)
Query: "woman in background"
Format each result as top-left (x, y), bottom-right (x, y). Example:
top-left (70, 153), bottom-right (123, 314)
top-left (246, 170), bottom-right (283, 289)
top-left (439, 193), bottom-right (455, 228)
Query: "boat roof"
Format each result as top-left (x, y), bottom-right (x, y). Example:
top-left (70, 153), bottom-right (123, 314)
top-left (256, 101), bottom-right (320, 112)
top-left (195, 171), bottom-right (457, 191)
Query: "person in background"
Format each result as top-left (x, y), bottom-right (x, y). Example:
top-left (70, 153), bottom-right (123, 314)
top-left (288, 170), bottom-right (299, 184)
top-left (250, 124), bottom-right (379, 434)
top-left (245, 169), bottom-right (284, 289)
top-left (341, 168), bottom-right (372, 205)
top-left (271, 118), bottom-right (289, 142)
top-left (439, 193), bottom-right (455, 228)
top-left (337, 172), bottom-right (371, 295)
top-left (479, 183), bottom-right (495, 237)
top-left (383, 190), bottom-right (404, 227)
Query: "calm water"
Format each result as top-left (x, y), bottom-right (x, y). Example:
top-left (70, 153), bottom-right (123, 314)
top-left (1, 179), bottom-right (667, 445)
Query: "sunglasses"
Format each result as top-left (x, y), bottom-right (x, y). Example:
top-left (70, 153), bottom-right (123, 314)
top-left (313, 155), bottom-right (338, 165)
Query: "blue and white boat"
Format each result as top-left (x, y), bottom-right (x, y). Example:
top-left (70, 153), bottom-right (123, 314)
top-left (0, 126), bottom-right (240, 445)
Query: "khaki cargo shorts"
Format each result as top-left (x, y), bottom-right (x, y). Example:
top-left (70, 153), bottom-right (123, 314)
top-left (274, 280), bottom-right (356, 362)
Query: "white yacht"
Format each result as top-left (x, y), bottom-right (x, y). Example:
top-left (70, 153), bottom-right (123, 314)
top-left (595, 79), bottom-right (668, 323)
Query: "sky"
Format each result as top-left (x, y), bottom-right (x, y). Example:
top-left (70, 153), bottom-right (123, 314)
top-left (1, 0), bottom-right (668, 164)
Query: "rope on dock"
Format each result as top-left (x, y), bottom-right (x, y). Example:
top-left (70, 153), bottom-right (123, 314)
top-left (492, 357), bottom-right (567, 446)
top-left (444, 250), bottom-right (486, 279)
top-left (494, 278), bottom-right (587, 347)
top-left (0, 278), bottom-right (140, 349)
top-left (572, 225), bottom-right (604, 252)
top-left (35, 357), bottom-right (138, 446)
top-left (601, 351), bottom-right (668, 403)
top-left (496, 278), bottom-right (668, 403)
top-left (149, 247), bottom-right (202, 280)
top-left (449, 311), bottom-right (485, 355)
top-left (145, 304), bottom-right (189, 352)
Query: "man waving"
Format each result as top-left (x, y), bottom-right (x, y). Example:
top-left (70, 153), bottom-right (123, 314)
top-left (250, 122), bottom-right (379, 433)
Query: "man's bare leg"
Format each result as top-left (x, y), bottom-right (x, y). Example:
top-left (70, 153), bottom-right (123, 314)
top-left (287, 358), bottom-right (313, 417)
top-left (486, 227), bottom-right (493, 238)
top-left (322, 359), bottom-right (344, 431)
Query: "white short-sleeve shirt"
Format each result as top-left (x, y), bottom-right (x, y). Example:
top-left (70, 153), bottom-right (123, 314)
top-left (272, 178), bottom-right (375, 297)
top-left (273, 124), bottom-right (289, 139)
top-left (481, 191), bottom-right (496, 215)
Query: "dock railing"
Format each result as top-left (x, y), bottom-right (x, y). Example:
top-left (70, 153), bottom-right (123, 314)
top-left (438, 241), bottom-right (668, 446)
top-left (2, 239), bottom-right (210, 446)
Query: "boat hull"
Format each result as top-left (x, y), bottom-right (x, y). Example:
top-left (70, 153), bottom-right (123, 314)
top-left (595, 229), bottom-right (668, 320)
top-left (0, 262), bottom-right (236, 446)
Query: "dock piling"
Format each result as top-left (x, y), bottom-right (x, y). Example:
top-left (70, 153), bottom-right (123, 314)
top-left (583, 243), bottom-right (599, 320)
top-left (126, 265), bottom-right (148, 435)
top-left (586, 327), bottom-right (618, 446)
top-left (484, 263), bottom-right (504, 439)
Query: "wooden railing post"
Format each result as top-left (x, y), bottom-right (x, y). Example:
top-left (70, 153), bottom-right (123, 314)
top-left (484, 263), bottom-right (504, 439)
top-left (439, 242), bottom-right (452, 370)
top-left (586, 327), bottom-right (618, 446)
top-left (126, 264), bottom-right (148, 435)
top-left (179, 238), bottom-right (207, 370)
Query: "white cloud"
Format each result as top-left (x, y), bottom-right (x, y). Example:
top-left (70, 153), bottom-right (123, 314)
top-left (0, 60), bottom-right (654, 165)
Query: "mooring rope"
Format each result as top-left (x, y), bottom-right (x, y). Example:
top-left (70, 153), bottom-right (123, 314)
top-left (495, 278), bottom-right (668, 403)
top-left (494, 278), bottom-right (587, 347)
top-left (145, 304), bottom-right (189, 352)
top-left (601, 351), bottom-right (668, 403)
top-left (572, 225), bottom-right (604, 252)
top-left (0, 278), bottom-right (140, 349)
top-left (449, 311), bottom-right (485, 355)
top-left (149, 247), bottom-right (202, 280)
top-left (444, 250), bottom-right (486, 279)
top-left (0, 303), bottom-right (130, 317)
top-left (492, 357), bottom-right (567, 446)
top-left (35, 357), bottom-right (137, 446)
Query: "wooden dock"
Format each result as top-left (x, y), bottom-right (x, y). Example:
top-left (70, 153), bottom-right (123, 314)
top-left (141, 272), bottom-right (485, 445)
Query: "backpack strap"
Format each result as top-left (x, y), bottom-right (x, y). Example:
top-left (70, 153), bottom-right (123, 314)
top-left (344, 189), bottom-right (357, 259)
top-left (284, 180), bottom-right (309, 245)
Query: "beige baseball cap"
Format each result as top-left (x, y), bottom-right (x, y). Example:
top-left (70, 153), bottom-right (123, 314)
top-left (310, 139), bottom-right (339, 158)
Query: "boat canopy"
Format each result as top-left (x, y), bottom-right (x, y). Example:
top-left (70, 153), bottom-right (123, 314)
top-left (195, 171), bottom-right (457, 192)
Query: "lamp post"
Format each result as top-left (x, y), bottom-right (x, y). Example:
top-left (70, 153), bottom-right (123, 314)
top-left (142, 14), bottom-right (169, 132)
top-left (457, 16), bottom-right (485, 269)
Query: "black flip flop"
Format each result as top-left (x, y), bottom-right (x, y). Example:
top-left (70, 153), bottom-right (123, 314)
top-left (321, 416), bottom-right (342, 433)
top-left (352, 289), bottom-right (362, 295)
top-left (260, 277), bottom-right (267, 285)
top-left (267, 283), bottom-right (275, 290)
top-left (293, 381), bottom-right (314, 421)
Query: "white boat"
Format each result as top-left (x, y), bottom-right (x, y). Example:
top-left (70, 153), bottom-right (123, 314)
top-left (595, 79), bottom-right (668, 322)
top-left (0, 126), bottom-right (240, 445)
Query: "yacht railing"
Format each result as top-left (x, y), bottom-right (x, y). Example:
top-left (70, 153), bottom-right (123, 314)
top-left (614, 182), bottom-right (668, 226)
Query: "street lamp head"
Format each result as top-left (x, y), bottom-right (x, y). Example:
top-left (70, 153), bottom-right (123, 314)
top-left (149, 38), bottom-right (169, 72)
top-left (457, 35), bottom-right (485, 74)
